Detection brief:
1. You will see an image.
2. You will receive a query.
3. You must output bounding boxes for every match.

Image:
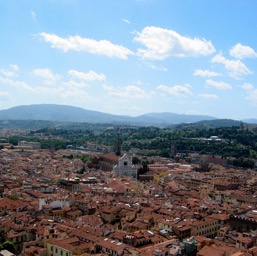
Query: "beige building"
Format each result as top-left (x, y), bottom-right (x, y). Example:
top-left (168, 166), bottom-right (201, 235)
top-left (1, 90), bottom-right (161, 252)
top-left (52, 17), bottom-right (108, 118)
top-left (190, 217), bottom-right (219, 238)
top-left (46, 237), bottom-right (91, 256)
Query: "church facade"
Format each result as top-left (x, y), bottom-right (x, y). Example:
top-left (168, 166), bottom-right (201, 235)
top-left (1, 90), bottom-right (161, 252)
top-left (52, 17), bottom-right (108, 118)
top-left (113, 153), bottom-right (138, 179)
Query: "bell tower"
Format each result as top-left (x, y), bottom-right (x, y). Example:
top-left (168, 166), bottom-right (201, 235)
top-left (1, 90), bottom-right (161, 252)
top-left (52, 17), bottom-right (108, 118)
top-left (115, 132), bottom-right (121, 156)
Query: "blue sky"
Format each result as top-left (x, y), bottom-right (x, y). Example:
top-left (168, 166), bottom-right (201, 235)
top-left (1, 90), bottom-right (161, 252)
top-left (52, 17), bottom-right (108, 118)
top-left (1, 0), bottom-right (257, 120)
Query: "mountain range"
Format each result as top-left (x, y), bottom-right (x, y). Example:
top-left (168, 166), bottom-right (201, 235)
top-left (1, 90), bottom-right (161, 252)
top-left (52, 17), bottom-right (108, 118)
top-left (0, 104), bottom-right (255, 127)
top-left (0, 104), bottom-right (216, 125)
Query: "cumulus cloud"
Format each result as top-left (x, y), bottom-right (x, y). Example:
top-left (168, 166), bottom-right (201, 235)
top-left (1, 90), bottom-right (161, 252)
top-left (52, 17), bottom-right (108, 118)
top-left (0, 77), bottom-right (34, 92)
top-left (68, 70), bottom-right (106, 81)
top-left (33, 68), bottom-right (61, 84)
top-left (157, 84), bottom-right (192, 97)
top-left (212, 54), bottom-right (251, 79)
top-left (134, 26), bottom-right (215, 60)
top-left (198, 93), bottom-right (218, 100)
top-left (194, 69), bottom-right (221, 78)
top-left (39, 32), bottom-right (133, 59)
top-left (0, 64), bottom-right (19, 77)
top-left (206, 79), bottom-right (232, 90)
top-left (230, 43), bottom-right (257, 59)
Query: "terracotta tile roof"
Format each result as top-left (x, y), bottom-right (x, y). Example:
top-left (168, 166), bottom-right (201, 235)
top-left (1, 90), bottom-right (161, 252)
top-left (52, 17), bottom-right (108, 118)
top-left (198, 245), bottom-right (226, 256)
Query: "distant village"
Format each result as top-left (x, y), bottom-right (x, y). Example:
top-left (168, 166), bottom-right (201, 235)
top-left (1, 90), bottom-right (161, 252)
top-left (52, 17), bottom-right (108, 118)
top-left (1, 134), bottom-right (257, 256)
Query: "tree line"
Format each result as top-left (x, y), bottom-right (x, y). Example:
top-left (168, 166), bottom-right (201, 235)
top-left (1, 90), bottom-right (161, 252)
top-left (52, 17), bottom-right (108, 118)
top-left (2, 124), bottom-right (257, 168)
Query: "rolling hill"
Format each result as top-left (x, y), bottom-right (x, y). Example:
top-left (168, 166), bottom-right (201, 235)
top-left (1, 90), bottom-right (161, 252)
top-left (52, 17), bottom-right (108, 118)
top-left (0, 104), bottom-right (218, 126)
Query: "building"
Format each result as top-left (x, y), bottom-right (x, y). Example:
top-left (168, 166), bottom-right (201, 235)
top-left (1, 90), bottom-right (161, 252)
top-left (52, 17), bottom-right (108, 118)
top-left (99, 153), bottom-right (119, 171)
top-left (113, 154), bottom-right (138, 179)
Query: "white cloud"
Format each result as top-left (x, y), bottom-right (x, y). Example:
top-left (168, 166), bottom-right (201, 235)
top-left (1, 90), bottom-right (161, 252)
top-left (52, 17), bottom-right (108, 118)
top-left (39, 32), bottom-right (133, 59)
top-left (242, 83), bottom-right (254, 91)
top-left (122, 18), bottom-right (131, 24)
top-left (33, 68), bottom-right (61, 84)
top-left (194, 69), bottom-right (221, 78)
top-left (134, 26), bottom-right (215, 60)
top-left (157, 84), bottom-right (192, 97)
top-left (0, 69), bottom-right (14, 77)
top-left (206, 79), bottom-right (232, 90)
top-left (10, 64), bottom-right (19, 72)
top-left (0, 77), bottom-right (34, 92)
top-left (212, 54), bottom-right (251, 79)
top-left (230, 43), bottom-right (257, 59)
top-left (68, 70), bottom-right (106, 81)
top-left (103, 84), bottom-right (153, 99)
top-left (0, 64), bottom-right (19, 77)
top-left (198, 93), bottom-right (218, 100)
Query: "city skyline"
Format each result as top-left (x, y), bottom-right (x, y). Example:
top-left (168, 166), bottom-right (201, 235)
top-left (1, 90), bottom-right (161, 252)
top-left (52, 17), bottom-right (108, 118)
top-left (1, 0), bottom-right (257, 119)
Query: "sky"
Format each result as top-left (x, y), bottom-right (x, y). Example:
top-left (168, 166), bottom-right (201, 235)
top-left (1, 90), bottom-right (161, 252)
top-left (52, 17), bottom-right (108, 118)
top-left (1, 0), bottom-right (257, 120)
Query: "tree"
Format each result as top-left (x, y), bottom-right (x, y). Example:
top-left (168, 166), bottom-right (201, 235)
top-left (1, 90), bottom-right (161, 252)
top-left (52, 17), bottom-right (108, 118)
top-left (140, 160), bottom-right (149, 174)
top-left (2, 241), bottom-right (15, 253)
top-left (0, 230), bottom-right (5, 244)
top-left (132, 156), bottom-right (140, 164)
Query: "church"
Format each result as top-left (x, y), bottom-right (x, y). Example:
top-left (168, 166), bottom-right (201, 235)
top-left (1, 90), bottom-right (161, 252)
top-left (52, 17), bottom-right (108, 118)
top-left (112, 132), bottom-right (138, 179)
top-left (113, 153), bottom-right (138, 179)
